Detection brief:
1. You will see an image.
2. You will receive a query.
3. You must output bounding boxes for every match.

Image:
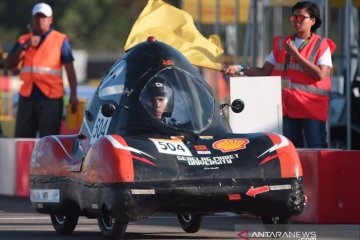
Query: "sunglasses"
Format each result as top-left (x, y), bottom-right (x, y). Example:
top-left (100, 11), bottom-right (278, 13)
top-left (290, 15), bottom-right (311, 22)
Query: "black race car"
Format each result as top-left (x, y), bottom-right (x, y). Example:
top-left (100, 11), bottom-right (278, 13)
top-left (30, 37), bottom-right (304, 239)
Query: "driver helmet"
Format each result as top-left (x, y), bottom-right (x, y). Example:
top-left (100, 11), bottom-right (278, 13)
top-left (142, 77), bottom-right (174, 120)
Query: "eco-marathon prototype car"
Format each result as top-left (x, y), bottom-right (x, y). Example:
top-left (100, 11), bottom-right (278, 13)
top-left (30, 37), bottom-right (305, 239)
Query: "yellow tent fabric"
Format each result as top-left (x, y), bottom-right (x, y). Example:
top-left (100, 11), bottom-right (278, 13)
top-left (124, 0), bottom-right (224, 70)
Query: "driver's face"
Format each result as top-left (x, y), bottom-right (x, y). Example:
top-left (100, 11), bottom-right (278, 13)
top-left (151, 96), bottom-right (167, 119)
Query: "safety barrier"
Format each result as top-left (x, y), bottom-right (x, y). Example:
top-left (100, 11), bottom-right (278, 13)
top-left (15, 139), bottom-right (36, 196)
top-left (0, 138), bottom-right (17, 195)
top-left (0, 138), bottom-right (36, 196)
top-left (294, 149), bottom-right (360, 223)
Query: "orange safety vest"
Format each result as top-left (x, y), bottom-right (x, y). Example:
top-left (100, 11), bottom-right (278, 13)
top-left (18, 31), bottom-right (66, 98)
top-left (271, 34), bottom-right (332, 122)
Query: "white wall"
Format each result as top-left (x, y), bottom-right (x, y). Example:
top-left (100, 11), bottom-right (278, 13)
top-left (229, 76), bottom-right (282, 134)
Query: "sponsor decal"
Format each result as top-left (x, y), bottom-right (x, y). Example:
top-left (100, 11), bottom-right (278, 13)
top-left (199, 135), bottom-right (213, 140)
top-left (162, 59), bottom-right (174, 66)
top-left (131, 155), bottom-right (157, 166)
top-left (204, 166), bottom-right (219, 170)
top-left (107, 135), bottom-right (155, 159)
top-left (269, 184), bottom-right (292, 190)
top-left (212, 138), bottom-right (249, 153)
top-left (131, 189), bottom-right (156, 195)
top-left (30, 189), bottom-right (60, 203)
top-left (197, 151), bottom-right (211, 155)
top-left (150, 138), bottom-right (192, 156)
top-left (259, 153), bottom-right (278, 165)
top-left (246, 186), bottom-right (269, 197)
top-left (194, 145), bottom-right (211, 154)
top-left (228, 193), bottom-right (241, 201)
top-left (90, 108), bottom-right (112, 145)
top-left (177, 153), bottom-right (239, 166)
top-left (170, 136), bottom-right (184, 140)
top-left (257, 134), bottom-right (289, 159)
top-left (194, 145), bottom-right (208, 151)
top-left (246, 184), bottom-right (291, 198)
top-left (106, 135), bottom-right (157, 165)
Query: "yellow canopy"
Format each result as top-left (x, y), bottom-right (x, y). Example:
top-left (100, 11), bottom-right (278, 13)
top-left (124, 0), bottom-right (224, 70)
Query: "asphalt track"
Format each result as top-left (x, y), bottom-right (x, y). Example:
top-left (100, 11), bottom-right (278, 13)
top-left (0, 194), bottom-right (359, 240)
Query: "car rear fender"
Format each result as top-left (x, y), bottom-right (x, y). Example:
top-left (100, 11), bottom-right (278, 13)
top-left (30, 135), bottom-right (83, 175)
top-left (260, 133), bottom-right (303, 178)
top-left (81, 134), bottom-right (134, 183)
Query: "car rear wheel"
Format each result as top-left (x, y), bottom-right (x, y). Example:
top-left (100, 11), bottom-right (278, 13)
top-left (50, 213), bottom-right (79, 235)
top-left (261, 216), bottom-right (291, 232)
top-left (177, 213), bottom-right (204, 233)
top-left (97, 207), bottom-right (128, 239)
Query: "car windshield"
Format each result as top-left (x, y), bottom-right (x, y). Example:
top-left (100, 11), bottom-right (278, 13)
top-left (139, 67), bottom-right (214, 132)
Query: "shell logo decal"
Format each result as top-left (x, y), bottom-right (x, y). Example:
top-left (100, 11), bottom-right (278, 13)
top-left (212, 138), bottom-right (249, 153)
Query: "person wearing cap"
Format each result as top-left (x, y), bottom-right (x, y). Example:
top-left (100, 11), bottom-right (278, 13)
top-left (6, 2), bottom-right (78, 138)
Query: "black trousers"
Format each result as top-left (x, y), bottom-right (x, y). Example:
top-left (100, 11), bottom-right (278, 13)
top-left (15, 96), bottom-right (63, 138)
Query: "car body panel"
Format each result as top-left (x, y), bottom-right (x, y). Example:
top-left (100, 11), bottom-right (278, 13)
top-left (30, 38), bottom-right (304, 222)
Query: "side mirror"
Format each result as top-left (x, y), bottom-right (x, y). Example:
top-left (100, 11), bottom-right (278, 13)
top-left (101, 103), bottom-right (116, 117)
top-left (230, 99), bottom-right (245, 113)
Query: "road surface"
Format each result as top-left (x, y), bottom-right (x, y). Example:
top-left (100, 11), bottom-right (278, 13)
top-left (0, 194), bottom-right (359, 239)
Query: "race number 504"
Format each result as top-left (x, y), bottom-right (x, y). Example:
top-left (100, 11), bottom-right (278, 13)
top-left (149, 138), bottom-right (192, 156)
top-left (90, 110), bottom-right (112, 145)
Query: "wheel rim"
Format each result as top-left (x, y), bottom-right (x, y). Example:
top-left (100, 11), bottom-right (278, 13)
top-left (55, 215), bottom-right (66, 224)
top-left (180, 213), bottom-right (192, 223)
top-left (101, 209), bottom-right (115, 230)
top-left (272, 217), bottom-right (280, 224)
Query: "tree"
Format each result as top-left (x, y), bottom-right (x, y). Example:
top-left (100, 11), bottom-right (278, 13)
top-left (0, 0), bottom-right (149, 54)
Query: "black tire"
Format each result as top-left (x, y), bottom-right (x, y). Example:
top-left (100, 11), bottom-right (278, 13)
top-left (288, 178), bottom-right (305, 215)
top-left (97, 208), bottom-right (128, 239)
top-left (177, 213), bottom-right (204, 233)
top-left (50, 213), bottom-right (79, 235)
top-left (261, 216), bottom-right (292, 233)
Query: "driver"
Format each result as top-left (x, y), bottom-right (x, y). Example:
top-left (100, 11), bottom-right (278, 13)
top-left (151, 94), bottom-right (167, 120)
top-left (147, 78), bottom-right (174, 121)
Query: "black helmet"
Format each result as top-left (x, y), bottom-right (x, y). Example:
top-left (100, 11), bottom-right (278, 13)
top-left (140, 77), bottom-right (174, 119)
top-left (148, 79), bottom-right (170, 98)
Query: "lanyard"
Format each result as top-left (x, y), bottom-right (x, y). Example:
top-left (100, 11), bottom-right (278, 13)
top-left (284, 34), bottom-right (312, 73)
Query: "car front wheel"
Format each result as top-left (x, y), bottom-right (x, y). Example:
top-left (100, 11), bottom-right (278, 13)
top-left (261, 216), bottom-right (292, 232)
top-left (50, 213), bottom-right (79, 235)
top-left (177, 213), bottom-right (204, 233)
top-left (97, 208), bottom-right (128, 239)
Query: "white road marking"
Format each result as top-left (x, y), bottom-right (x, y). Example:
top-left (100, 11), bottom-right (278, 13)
top-left (0, 216), bottom-right (50, 220)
